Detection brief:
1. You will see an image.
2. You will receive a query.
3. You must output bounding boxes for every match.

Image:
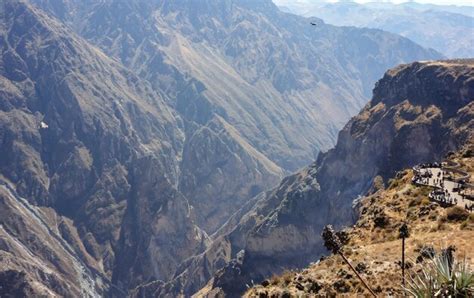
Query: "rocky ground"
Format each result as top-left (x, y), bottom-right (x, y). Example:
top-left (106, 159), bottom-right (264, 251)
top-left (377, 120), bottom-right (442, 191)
top-left (246, 144), bottom-right (474, 297)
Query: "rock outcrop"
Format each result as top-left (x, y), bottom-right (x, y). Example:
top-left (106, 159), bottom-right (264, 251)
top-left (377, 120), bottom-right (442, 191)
top-left (177, 60), bottom-right (474, 296)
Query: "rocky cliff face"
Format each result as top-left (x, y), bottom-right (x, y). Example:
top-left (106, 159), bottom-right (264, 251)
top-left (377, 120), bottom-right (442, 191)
top-left (0, 0), bottom-right (207, 293)
top-left (314, 59), bottom-right (473, 226)
top-left (30, 0), bottom-right (441, 232)
top-left (166, 60), bottom-right (473, 296)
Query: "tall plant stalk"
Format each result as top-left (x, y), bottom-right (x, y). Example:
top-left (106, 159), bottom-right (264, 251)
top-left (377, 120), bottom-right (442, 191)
top-left (322, 225), bottom-right (377, 297)
top-left (399, 223), bottom-right (410, 287)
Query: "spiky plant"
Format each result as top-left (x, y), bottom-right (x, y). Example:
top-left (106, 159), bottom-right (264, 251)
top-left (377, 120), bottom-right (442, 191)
top-left (405, 248), bottom-right (474, 297)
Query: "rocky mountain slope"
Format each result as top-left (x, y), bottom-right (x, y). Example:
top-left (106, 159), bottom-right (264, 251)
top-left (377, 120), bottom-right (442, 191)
top-left (28, 0), bottom-right (442, 233)
top-left (246, 145), bottom-right (474, 296)
top-left (33, 0), bottom-right (442, 170)
top-left (277, 1), bottom-right (474, 58)
top-left (0, 0), bottom-right (450, 296)
top-left (30, 0), bottom-right (439, 233)
top-left (1, 0), bottom-right (208, 294)
top-left (158, 60), bottom-right (473, 297)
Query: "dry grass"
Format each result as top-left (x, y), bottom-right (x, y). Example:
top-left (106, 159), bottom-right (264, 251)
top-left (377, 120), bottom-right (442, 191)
top-left (245, 152), bottom-right (474, 297)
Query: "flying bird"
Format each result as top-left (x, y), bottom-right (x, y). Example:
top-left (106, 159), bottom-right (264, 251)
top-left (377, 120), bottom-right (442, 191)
top-left (310, 22), bottom-right (317, 26)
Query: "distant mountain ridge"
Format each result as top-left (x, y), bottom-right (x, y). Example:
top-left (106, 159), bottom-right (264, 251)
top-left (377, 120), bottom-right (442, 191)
top-left (31, 0), bottom-right (442, 168)
top-left (277, 0), bottom-right (474, 58)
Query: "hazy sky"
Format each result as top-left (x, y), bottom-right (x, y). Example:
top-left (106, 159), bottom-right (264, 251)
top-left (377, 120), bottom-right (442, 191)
top-left (273, 0), bottom-right (474, 6)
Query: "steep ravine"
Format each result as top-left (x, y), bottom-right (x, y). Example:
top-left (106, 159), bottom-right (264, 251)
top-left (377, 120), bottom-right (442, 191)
top-left (30, 0), bottom-right (441, 233)
top-left (143, 60), bottom-right (473, 297)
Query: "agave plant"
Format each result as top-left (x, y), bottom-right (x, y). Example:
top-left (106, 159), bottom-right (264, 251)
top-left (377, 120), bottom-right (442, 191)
top-left (405, 248), bottom-right (474, 297)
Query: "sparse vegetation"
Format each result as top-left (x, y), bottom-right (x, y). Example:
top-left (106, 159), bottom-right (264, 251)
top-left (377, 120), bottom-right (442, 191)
top-left (446, 206), bottom-right (469, 222)
top-left (420, 198), bottom-right (430, 206)
top-left (388, 178), bottom-right (400, 189)
top-left (322, 225), bottom-right (377, 297)
top-left (246, 152), bottom-right (473, 297)
top-left (409, 197), bottom-right (422, 207)
top-left (405, 248), bottom-right (474, 297)
top-left (460, 213), bottom-right (474, 230)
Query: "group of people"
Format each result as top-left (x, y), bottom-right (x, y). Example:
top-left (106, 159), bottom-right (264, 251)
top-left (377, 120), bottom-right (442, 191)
top-left (414, 162), bottom-right (441, 169)
top-left (429, 189), bottom-right (458, 206)
top-left (412, 162), bottom-right (474, 212)
top-left (412, 168), bottom-right (435, 186)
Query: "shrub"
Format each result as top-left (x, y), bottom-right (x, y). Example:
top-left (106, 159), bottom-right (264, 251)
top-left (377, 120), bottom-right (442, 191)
top-left (305, 279), bottom-right (321, 293)
top-left (355, 262), bottom-right (368, 274)
top-left (461, 214), bottom-right (474, 230)
top-left (416, 245), bottom-right (436, 263)
top-left (409, 197), bottom-right (422, 207)
top-left (438, 215), bottom-right (448, 223)
top-left (281, 290), bottom-right (291, 298)
top-left (418, 186), bottom-right (431, 197)
top-left (462, 149), bottom-right (472, 157)
top-left (281, 271), bottom-right (294, 285)
top-left (374, 214), bottom-right (389, 228)
top-left (407, 208), bottom-right (418, 221)
top-left (446, 206), bottom-right (469, 222)
top-left (334, 279), bottom-right (351, 293)
top-left (420, 198), bottom-right (430, 206)
top-left (388, 179), bottom-right (400, 189)
top-left (336, 229), bottom-right (350, 246)
top-left (469, 213), bottom-right (474, 223)
top-left (405, 248), bottom-right (474, 297)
